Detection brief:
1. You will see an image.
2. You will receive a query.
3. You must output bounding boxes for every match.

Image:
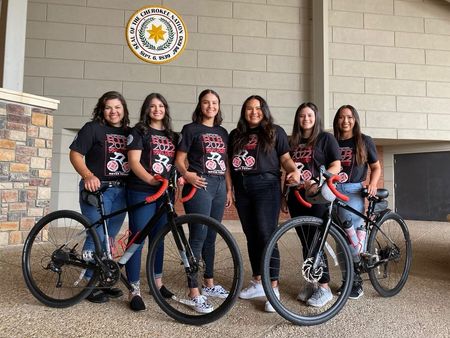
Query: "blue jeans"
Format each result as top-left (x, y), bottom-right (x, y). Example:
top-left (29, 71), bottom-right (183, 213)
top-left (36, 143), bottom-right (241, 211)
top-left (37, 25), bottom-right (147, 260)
top-left (125, 188), bottom-right (166, 284)
top-left (183, 175), bottom-right (226, 288)
top-left (233, 173), bottom-right (281, 278)
top-left (79, 181), bottom-right (126, 279)
top-left (336, 182), bottom-right (364, 230)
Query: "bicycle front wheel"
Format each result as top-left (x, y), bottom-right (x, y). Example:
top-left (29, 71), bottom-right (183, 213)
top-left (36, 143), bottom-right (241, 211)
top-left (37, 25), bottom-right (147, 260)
top-left (22, 210), bottom-right (99, 307)
top-left (262, 216), bottom-right (353, 326)
top-left (367, 211), bottom-right (412, 297)
top-left (146, 214), bottom-right (243, 325)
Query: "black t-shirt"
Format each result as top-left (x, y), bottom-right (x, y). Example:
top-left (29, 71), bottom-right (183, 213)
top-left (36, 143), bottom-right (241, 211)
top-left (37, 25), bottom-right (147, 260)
top-left (228, 125), bottom-right (290, 175)
top-left (69, 121), bottom-right (130, 180)
top-left (126, 126), bottom-right (177, 192)
top-left (178, 122), bottom-right (229, 176)
top-left (337, 134), bottom-right (378, 183)
top-left (290, 132), bottom-right (340, 182)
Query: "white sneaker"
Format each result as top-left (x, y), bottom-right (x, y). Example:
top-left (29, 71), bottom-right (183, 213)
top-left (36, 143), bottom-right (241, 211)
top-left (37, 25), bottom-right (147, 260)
top-left (264, 287), bottom-right (280, 313)
top-left (297, 282), bottom-right (317, 302)
top-left (239, 280), bottom-right (265, 299)
top-left (189, 295), bottom-right (214, 313)
top-left (306, 286), bottom-right (333, 307)
top-left (201, 284), bottom-right (229, 299)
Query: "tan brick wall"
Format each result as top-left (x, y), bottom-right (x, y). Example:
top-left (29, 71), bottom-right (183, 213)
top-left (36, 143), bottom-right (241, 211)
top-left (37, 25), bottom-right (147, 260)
top-left (0, 101), bottom-right (53, 245)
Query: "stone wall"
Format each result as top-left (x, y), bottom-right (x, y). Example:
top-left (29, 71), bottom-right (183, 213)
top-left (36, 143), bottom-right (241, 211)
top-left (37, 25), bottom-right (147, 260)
top-left (0, 90), bottom-right (58, 246)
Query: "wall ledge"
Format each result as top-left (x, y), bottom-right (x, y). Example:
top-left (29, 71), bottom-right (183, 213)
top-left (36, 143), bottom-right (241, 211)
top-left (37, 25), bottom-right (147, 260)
top-left (0, 87), bottom-right (59, 110)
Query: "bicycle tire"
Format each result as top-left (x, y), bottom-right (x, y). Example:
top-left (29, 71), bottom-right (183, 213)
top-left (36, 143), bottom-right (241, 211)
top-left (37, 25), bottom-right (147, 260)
top-left (22, 210), bottom-right (99, 308)
top-left (262, 216), bottom-right (353, 326)
top-left (146, 213), bottom-right (243, 325)
top-left (367, 211), bottom-right (412, 297)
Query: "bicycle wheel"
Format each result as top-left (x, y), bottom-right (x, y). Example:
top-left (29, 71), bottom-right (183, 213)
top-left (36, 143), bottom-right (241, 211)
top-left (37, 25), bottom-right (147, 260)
top-left (146, 214), bottom-right (243, 325)
top-left (262, 216), bottom-right (353, 326)
top-left (367, 211), bottom-right (412, 297)
top-left (22, 210), bottom-right (99, 307)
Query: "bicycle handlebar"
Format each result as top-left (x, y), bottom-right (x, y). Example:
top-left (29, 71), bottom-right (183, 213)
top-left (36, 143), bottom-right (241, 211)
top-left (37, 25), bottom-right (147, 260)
top-left (177, 176), bottom-right (198, 203)
top-left (145, 175), bottom-right (169, 203)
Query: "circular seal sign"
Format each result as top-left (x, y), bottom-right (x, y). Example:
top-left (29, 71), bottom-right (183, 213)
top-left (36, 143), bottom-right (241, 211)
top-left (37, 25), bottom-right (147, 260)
top-left (126, 6), bottom-right (188, 64)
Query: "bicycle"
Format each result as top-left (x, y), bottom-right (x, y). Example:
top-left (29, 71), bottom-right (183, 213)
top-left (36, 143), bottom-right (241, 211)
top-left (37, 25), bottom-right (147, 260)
top-left (22, 169), bottom-right (243, 326)
top-left (261, 167), bottom-right (412, 326)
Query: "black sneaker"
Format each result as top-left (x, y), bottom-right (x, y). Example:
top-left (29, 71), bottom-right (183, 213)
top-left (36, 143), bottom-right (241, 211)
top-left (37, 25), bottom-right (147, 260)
top-left (349, 284), bottom-right (364, 300)
top-left (86, 288), bottom-right (109, 303)
top-left (102, 287), bottom-right (123, 298)
top-left (130, 295), bottom-right (146, 312)
top-left (159, 285), bottom-right (174, 299)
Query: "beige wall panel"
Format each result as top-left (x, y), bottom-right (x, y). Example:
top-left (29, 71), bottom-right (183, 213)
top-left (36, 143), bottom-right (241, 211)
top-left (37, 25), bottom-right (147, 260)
top-left (426, 50), bottom-right (450, 67)
top-left (163, 0), bottom-right (232, 17)
top-left (364, 13), bottom-right (424, 32)
top-left (47, 4), bottom-right (124, 26)
top-left (233, 3), bottom-right (301, 23)
top-left (86, 26), bottom-right (125, 45)
top-left (87, 0), bottom-right (162, 10)
top-left (29, 0), bottom-right (87, 5)
top-left (188, 33), bottom-right (232, 52)
top-left (233, 71), bottom-right (301, 90)
top-left (329, 43), bottom-right (364, 60)
top-left (198, 17), bottom-right (266, 37)
top-left (394, 0), bottom-right (450, 19)
top-left (365, 78), bottom-right (425, 96)
top-left (398, 129), bottom-right (450, 141)
top-left (329, 11), bottom-right (363, 28)
top-left (51, 96), bottom-right (83, 116)
top-left (44, 78), bottom-right (122, 98)
top-left (123, 48), bottom-right (197, 67)
top-left (333, 27), bottom-right (394, 46)
top-left (366, 111), bottom-right (426, 129)
top-left (333, 93), bottom-right (396, 111)
top-left (330, 76), bottom-right (365, 93)
top-left (397, 96), bottom-right (450, 114)
top-left (212, 88), bottom-right (267, 106)
top-left (267, 0), bottom-right (310, 7)
top-left (25, 58), bottom-right (84, 78)
top-left (25, 39), bottom-right (45, 58)
top-left (123, 82), bottom-right (196, 104)
top-left (27, 3), bottom-right (47, 21)
top-left (425, 18), bottom-right (450, 35)
top-left (23, 76), bottom-right (44, 96)
top-left (46, 41), bottom-right (124, 62)
top-left (365, 46), bottom-right (425, 64)
top-left (396, 32), bottom-right (450, 51)
top-left (428, 114), bottom-right (450, 130)
top-left (27, 21), bottom-right (85, 41)
top-left (161, 67), bottom-right (232, 87)
top-left (332, 0), bottom-right (394, 14)
top-left (267, 90), bottom-right (309, 108)
top-left (396, 64), bottom-right (450, 82)
top-left (361, 127), bottom-right (397, 139)
top-left (84, 61), bottom-right (160, 82)
top-left (233, 36), bottom-right (300, 56)
top-left (198, 51), bottom-right (265, 71)
top-left (427, 82), bottom-right (450, 98)
top-left (267, 22), bottom-right (311, 40)
top-left (267, 55), bottom-right (311, 74)
top-left (333, 59), bottom-right (395, 78)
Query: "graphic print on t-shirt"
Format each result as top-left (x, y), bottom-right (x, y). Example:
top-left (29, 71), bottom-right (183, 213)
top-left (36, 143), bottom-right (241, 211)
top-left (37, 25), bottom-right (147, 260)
top-left (150, 134), bottom-right (176, 175)
top-left (201, 133), bottom-right (227, 175)
top-left (291, 144), bottom-right (313, 181)
top-left (105, 133), bottom-right (129, 176)
top-left (338, 146), bottom-right (353, 183)
top-left (232, 134), bottom-right (258, 172)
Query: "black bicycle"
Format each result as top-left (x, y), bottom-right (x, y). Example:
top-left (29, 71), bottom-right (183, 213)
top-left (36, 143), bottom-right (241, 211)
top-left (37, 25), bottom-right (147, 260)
top-left (22, 169), bottom-right (243, 326)
top-left (262, 168), bottom-right (412, 326)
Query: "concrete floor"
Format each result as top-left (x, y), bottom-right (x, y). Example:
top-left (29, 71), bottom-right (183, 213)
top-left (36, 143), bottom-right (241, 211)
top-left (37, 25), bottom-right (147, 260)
top-left (0, 220), bottom-right (449, 338)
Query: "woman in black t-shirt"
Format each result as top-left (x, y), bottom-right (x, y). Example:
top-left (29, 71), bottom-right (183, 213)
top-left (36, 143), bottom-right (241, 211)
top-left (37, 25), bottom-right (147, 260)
top-left (229, 95), bottom-right (300, 313)
top-left (282, 102), bottom-right (341, 308)
top-left (175, 89), bottom-right (232, 314)
top-left (125, 93), bottom-right (178, 311)
top-left (333, 104), bottom-right (381, 300)
top-left (69, 91), bottom-right (130, 303)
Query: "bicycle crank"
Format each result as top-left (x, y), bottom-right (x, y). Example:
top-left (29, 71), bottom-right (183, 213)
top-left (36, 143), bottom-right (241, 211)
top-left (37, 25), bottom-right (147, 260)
top-left (98, 259), bottom-right (121, 287)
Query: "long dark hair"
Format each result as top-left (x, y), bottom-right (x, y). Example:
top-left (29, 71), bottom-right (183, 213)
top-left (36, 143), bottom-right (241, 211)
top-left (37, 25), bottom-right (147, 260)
top-left (232, 95), bottom-right (275, 154)
top-left (135, 93), bottom-right (176, 141)
top-left (91, 91), bottom-right (130, 128)
top-left (191, 89), bottom-right (223, 126)
top-left (333, 104), bottom-right (367, 165)
top-left (290, 102), bottom-right (323, 147)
